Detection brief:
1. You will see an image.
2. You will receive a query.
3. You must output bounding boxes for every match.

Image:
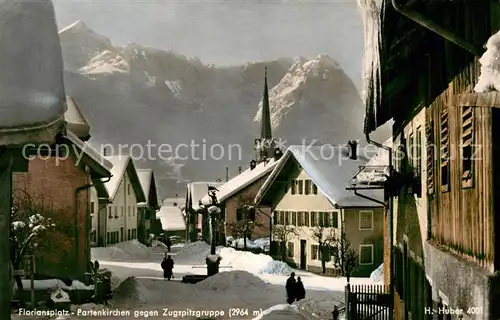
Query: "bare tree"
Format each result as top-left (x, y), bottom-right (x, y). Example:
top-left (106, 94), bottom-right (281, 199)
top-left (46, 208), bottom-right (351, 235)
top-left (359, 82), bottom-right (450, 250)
top-left (10, 190), bottom-right (55, 306)
top-left (272, 225), bottom-right (297, 261)
top-left (226, 196), bottom-right (262, 249)
top-left (311, 226), bottom-right (336, 274)
top-left (330, 231), bottom-right (358, 283)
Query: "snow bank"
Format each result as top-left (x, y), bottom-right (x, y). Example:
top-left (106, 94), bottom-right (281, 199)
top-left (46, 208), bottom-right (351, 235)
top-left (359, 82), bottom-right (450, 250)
top-left (227, 237), bottom-right (270, 250)
top-left (173, 241), bottom-right (212, 264)
top-left (91, 246), bottom-right (132, 262)
top-left (20, 279), bottom-right (93, 290)
top-left (475, 30), bottom-right (500, 92)
top-left (151, 240), bottom-right (168, 252)
top-left (218, 247), bottom-right (294, 276)
top-left (113, 240), bottom-right (151, 260)
top-left (91, 240), bottom-right (152, 261)
top-left (195, 270), bottom-right (267, 292)
top-left (370, 264), bottom-right (384, 283)
top-left (253, 304), bottom-right (300, 320)
top-left (113, 276), bottom-right (151, 304)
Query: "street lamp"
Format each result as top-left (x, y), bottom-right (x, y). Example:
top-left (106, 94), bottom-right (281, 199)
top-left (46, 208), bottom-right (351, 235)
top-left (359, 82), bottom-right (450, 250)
top-left (200, 186), bottom-right (222, 276)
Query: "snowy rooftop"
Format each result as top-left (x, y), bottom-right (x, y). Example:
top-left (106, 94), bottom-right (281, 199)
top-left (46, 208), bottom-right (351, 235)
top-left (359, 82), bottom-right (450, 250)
top-left (187, 182), bottom-right (224, 211)
top-left (200, 159), bottom-right (280, 205)
top-left (349, 139), bottom-right (391, 187)
top-left (156, 205), bottom-right (185, 231)
top-left (103, 155), bottom-right (146, 202)
top-left (256, 145), bottom-right (383, 207)
top-left (137, 169), bottom-right (153, 202)
top-left (64, 96), bottom-right (90, 139)
top-left (65, 130), bottom-right (112, 174)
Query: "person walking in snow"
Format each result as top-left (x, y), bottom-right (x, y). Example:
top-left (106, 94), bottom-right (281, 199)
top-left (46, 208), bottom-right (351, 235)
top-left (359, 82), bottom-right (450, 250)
top-left (295, 276), bottom-right (305, 301)
top-left (285, 272), bottom-right (296, 304)
top-left (165, 236), bottom-right (172, 252)
top-left (161, 254), bottom-right (174, 280)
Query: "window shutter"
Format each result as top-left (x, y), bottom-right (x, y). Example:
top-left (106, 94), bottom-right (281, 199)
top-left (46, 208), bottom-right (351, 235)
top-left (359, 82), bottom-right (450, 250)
top-left (440, 105), bottom-right (450, 192)
top-left (292, 211), bottom-right (297, 226)
top-left (461, 106), bottom-right (474, 188)
top-left (426, 110), bottom-right (434, 194)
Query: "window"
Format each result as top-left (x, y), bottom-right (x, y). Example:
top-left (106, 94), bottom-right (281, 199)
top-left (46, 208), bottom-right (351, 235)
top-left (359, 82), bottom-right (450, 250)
top-left (108, 207), bottom-right (112, 218)
top-left (321, 246), bottom-right (331, 262)
top-left (323, 212), bottom-right (331, 227)
top-left (440, 106), bottom-right (450, 192)
top-left (297, 212), bottom-right (303, 227)
top-left (461, 106), bottom-right (474, 188)
top-left (291, 180), bottom-right (296, 195)
top-left (359, 210), bottom-right (373, 230)
top-left (297, 180), bottom-right (303, 195)
top-left (273, 211), bottom-right (278, 224)
top-left (416, 127), bottom-right (422, 173)
top-left (304, 180), bottom-right (311, 195)
top-left (114, 206), bottom-right (118, 218)
top-left (128, 206), bottom-right (131, 216)
top-left (107, 232), bottom-right (110, 244)
top-left (408, 133), bottom-right (414, 164)
top-left (312, 183), bottom-right (318, 195)
top-left (359, 244), bottom-right (374, 265)
top-left (292, 212), bottom-right (297, 226)
top-left (311, 212), bottom-right (317, 227)
top-left (285, 211), bottom-right (290, 225)
top-left (237, 208), bottom-right (243, 221)
top-left (331, 212), bottom-right (338, 228)
top-left (128, 229), bottom-right (131, 240)
top-left (90, 201), bottom-right (95, 214)
top-left (287, 242), bottom-right (294, 258)
top-left (311, 245), bottom-right (319, 260)
top-left (304, 212), bottom-right (309, 227)
top-left (426, 113), bottom-right (435, 194)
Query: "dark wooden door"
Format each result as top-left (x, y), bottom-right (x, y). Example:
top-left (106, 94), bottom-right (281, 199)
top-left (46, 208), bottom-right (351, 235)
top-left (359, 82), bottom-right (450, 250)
top-left (300, 239), bottom-right (307, 269)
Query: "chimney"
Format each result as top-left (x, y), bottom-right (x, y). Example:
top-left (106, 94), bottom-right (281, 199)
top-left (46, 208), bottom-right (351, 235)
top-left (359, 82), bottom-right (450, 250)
top-left (226, 167), bottom-right (229, 182)
top-left (249, 160), bottom-right (256, 170)
top-left (348, 140), bottom-right (358, 160)
top-left (238, 166), bottom-right (242, 174)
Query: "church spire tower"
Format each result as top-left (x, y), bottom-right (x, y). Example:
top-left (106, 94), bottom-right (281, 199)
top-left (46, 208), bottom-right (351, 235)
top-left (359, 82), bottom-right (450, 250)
top-left (256, 66), bottom-right (275, 163)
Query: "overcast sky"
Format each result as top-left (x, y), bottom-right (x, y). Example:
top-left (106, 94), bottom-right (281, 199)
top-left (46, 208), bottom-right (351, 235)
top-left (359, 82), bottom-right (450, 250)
top-left (53, 0), bottom-right (364, 87)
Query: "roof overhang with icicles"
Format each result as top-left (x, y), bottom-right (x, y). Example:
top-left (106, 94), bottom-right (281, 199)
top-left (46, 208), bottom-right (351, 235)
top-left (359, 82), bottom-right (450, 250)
top-left (347, 165), bottom-right (390, 190)
top-left (359, 0), bottom-right (490, 134)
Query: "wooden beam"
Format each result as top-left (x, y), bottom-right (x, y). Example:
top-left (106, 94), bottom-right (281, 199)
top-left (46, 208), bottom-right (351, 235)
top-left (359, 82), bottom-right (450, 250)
top-left (452, 92), bottom-right (500, 108)
top-left (0, 151), bottom-right (12, 319)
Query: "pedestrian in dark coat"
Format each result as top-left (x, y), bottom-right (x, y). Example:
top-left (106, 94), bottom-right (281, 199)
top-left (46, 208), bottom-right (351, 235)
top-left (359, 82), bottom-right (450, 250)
top-left (161, 255), bottom-right (174, 280)
top-left (165, 237), bottom-right (172, 252)
top-left (285, 272), bottom-right (296, 304)
top-left (295, 276), bottom-right (306, 301)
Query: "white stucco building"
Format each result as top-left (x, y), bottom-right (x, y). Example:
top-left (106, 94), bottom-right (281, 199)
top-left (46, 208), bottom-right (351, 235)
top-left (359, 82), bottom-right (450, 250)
top-left (101, 155), bottom-right (146, 245)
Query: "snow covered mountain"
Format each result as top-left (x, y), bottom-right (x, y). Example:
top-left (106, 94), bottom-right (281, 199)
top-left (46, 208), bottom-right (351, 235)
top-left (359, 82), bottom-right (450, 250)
top-left (59, 21), bottom-right (379, 197)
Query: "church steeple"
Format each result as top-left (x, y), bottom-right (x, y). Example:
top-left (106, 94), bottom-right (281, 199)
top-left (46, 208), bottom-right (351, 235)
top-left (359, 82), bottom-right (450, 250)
top-left (261, 66), bottom-right (272, 140)
top-left (255, 66), bottom-right (275, 164)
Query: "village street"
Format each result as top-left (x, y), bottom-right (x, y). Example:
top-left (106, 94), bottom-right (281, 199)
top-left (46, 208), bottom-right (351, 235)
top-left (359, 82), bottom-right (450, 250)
top-left (13, 240), bottom-right (381, 320)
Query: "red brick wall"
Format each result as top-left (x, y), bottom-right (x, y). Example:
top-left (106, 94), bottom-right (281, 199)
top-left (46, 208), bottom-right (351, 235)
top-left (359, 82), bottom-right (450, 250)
top-left (224, 174), bottom-right (271, 240)
top-left (12, 153), bottom-right (90, 279)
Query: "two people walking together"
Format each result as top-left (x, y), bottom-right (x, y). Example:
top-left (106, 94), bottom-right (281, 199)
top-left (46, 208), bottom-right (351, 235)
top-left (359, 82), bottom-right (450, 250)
top-left (285, 272), bottom-right (306, 304)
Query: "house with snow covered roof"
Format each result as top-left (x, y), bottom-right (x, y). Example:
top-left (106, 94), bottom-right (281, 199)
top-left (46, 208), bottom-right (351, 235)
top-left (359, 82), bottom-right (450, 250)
top-left (12, 98), bottom-right (113, 279)
top-left (197, 158), bottom-right (281, 243)
top-left (254, 144), bottom-right (384, 277)
top-left (136, 169), bottom-right (160, 244)
top-left (100, 155), bottom-right (146, 246)
top-left (153, 204), bottom-right (186, 239)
